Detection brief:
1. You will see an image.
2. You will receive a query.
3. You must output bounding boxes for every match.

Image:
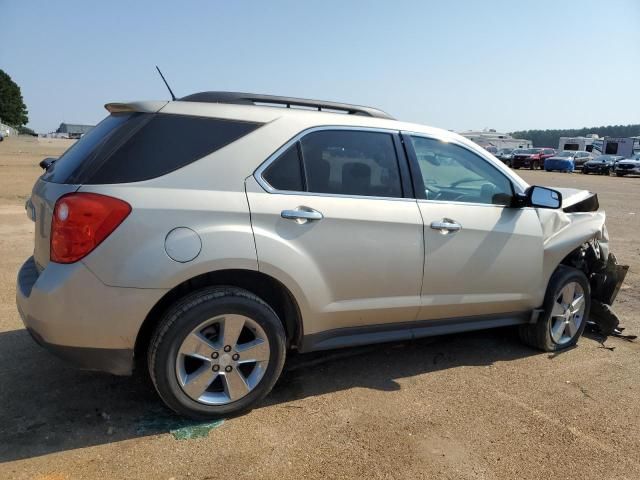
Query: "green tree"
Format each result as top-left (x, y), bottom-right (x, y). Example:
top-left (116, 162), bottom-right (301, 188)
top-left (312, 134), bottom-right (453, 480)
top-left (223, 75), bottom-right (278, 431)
top-left (0, 69), bottom-right (29, 127)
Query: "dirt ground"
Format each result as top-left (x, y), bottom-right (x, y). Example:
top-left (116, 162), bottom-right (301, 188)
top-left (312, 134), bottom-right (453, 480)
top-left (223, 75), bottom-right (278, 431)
top-left (0, 136), bottom-right (638, 480)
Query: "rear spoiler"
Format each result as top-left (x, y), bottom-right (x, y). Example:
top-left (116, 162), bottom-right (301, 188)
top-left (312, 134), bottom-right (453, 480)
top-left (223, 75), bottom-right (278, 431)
top-left (104, 101), bottom-right (168, 114)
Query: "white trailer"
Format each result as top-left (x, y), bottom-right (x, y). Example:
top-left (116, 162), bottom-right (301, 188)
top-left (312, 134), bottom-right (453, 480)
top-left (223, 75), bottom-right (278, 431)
top-left (558, 136), bottom-right (601, 153)
top-left (602, 137), bottom-right (635, 158)
top-left (459, 130), bottom-right (532, 150)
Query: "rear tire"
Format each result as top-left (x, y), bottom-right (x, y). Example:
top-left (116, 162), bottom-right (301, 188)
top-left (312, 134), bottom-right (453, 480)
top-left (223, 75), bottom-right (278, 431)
top-left (519, 266), bottom-right (590, 352)
top-left (148, 286), bottom-right (287, 419)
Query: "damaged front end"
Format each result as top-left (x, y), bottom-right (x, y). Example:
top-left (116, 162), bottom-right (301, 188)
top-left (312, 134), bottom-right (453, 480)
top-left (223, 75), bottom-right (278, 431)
top-left (538, 188), bottom-right (629, 336)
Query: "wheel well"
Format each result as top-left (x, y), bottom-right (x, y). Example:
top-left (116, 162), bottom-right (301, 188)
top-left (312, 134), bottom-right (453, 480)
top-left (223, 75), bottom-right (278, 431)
top-left (559, 240), bottom-right (611, 300)
top-left (560, 241), bottom-right (602, 277)
top-left (134, 269), bottom-right (303, 365)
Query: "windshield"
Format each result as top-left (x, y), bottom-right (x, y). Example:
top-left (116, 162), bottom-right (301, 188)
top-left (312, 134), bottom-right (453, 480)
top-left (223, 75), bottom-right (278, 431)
top-left (593, 155), bottom-right (613, 162)
top-left (556, 151), bottom-right (575, 158)
top-left (519, 148), bottom-right (541, 154)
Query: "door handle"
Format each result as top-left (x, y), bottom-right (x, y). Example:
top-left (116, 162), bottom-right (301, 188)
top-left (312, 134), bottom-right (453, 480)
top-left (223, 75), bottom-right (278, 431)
top-left (281, 207), bottom-right (323, 224)
top-left (430, 218), bottom-right (462, 234)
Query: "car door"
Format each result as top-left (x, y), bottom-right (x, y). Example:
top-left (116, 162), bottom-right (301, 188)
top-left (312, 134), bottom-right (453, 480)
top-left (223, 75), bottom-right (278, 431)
top-left (402, 133), bottom-right (544, 321)
top-left (246, 128), bottom-right (424, 337)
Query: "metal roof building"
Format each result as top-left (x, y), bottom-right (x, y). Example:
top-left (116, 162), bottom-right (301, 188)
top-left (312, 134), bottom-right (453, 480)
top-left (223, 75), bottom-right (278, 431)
top-left (56, 123), bottom-right (94, 138)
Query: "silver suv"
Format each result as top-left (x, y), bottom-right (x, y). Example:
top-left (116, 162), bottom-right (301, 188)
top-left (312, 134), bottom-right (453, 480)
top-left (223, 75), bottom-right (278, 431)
top-left (17, 92), bottom-right (626, 418)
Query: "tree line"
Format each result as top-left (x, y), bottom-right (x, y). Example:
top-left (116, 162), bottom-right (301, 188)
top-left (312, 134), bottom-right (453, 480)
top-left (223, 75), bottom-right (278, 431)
top-left (0, 69), bottom-right (29, 128)
top-left (512, 125), bottom-right (640, 148)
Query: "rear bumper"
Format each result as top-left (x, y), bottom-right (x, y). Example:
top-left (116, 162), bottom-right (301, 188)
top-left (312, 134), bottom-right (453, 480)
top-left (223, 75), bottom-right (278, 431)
top-left (16, 256), bottom-right (167, 375)
top-left (26, 326), bottom-right (133, 375)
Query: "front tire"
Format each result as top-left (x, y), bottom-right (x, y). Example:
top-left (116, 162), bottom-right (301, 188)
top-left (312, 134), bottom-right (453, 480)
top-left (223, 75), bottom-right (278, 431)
top-left (519, 266), bottom-right (590, 352)
top-left (148, 287), bottom-right (287, 419)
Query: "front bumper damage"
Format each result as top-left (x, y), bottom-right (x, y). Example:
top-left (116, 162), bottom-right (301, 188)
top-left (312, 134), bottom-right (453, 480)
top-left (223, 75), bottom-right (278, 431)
top-left (537, 188), bottom-right (629, 336)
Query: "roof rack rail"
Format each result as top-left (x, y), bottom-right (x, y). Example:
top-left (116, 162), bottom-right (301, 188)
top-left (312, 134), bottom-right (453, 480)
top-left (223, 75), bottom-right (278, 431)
top-left (178, 91), bottom-right (394, 120)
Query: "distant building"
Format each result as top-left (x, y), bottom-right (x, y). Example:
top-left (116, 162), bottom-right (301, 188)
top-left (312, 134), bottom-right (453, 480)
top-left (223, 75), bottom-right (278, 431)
top-left (0, 119), bottom-right (19, 137)
top-left (459, 129), bottom-right (532, 150)
top-left (56, 123), bottom-right (94, 139)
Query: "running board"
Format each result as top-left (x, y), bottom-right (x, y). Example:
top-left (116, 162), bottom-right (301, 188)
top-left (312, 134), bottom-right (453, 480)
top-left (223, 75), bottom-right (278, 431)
top-left (300, 312), bottom-right (530, 352)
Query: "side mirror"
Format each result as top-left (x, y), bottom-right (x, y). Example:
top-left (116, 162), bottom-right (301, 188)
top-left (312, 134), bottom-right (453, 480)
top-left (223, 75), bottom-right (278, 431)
top-left (527, 186), bottom-right (562, 209)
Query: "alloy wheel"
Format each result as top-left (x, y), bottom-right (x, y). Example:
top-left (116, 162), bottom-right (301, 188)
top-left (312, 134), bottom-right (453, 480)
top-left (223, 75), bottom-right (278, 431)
top-left (549, 282), bottom-right (586, 345)
top-left (175, 314), bottom-right (270, 405)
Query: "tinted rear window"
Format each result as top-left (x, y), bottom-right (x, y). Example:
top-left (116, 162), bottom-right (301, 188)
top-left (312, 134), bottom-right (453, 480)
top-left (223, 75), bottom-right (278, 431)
top-left (300, 130), bottom-right (403, 198)
top-left (43, 113), bottom-right (261, 184)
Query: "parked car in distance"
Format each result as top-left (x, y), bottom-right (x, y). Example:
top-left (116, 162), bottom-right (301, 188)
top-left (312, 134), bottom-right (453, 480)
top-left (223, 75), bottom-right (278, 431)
top-left (511, 148), bottom-right (555, 170)
top-left (582, 155), bottom-right (624, 175)
top-left (613, 153), bottom-right (640, 176)
top-left (495, 148), bottom-right (514, 165)
top-left (544, 151), bottom-right (578, 172)
top-left (571, 151), bottom-right (594, 170)
top-left (484, 145), bottom-right (498, 154)
top-left (539, 148), bottom-right (556, 162)
top-left (16, 91), bottom-right (627, 419)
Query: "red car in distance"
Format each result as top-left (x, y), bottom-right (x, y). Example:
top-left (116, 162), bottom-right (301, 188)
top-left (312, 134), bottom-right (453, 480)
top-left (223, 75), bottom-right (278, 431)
top-left (511, 148), bottom-right (556, 170)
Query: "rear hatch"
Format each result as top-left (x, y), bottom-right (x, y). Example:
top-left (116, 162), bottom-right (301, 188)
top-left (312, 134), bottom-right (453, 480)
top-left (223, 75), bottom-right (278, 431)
top-left (30, 103), bottom-right (262, 270)
top-left (30, 112), bottom-right (152, 270)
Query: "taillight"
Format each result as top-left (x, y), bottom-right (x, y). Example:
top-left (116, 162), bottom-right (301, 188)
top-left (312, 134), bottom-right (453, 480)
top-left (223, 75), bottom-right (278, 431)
top-left (50, 193), bottom-right (131, 264)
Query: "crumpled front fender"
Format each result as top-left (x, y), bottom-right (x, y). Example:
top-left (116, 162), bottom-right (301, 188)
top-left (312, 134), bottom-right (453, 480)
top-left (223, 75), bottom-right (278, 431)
top-left (538, 208), bottom-right (608, 284)
top-left (535, 187), bottom-right (627, 307)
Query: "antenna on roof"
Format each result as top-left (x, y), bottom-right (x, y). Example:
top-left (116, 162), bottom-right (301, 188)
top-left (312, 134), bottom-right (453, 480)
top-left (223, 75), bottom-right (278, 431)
top-left (155, 66), bottom-right (176, 101)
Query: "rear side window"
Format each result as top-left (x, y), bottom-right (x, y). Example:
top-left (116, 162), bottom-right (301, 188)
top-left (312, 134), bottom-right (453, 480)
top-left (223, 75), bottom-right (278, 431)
top-left (300, 130), bottom-right (402, 198)
top-left (44, 113), bottom-right (262, 184)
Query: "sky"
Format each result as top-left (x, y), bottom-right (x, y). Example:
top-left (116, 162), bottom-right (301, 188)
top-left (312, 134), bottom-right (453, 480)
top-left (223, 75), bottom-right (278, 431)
top-left (1, 0), bottom-right (639, 133)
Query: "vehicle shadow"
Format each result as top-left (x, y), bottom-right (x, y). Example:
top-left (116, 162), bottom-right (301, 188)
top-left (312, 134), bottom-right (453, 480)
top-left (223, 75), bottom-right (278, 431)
top-left (0, 326), bottom-right (537, 463)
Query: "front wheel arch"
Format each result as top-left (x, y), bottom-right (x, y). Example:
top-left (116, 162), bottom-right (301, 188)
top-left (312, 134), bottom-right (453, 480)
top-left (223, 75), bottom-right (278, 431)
top-left (520, 265), bottom-right (590, 351)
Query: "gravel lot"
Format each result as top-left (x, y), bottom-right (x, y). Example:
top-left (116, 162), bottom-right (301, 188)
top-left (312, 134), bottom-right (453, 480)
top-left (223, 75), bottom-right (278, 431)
top-left (1, 136), bottom-right (638, 480)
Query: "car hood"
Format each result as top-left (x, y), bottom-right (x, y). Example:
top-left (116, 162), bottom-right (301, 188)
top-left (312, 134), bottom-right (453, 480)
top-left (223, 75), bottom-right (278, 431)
top-left (553, 188), bottom-right (597, 210)
top-left (617, 159), bottom-right (640, 166)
